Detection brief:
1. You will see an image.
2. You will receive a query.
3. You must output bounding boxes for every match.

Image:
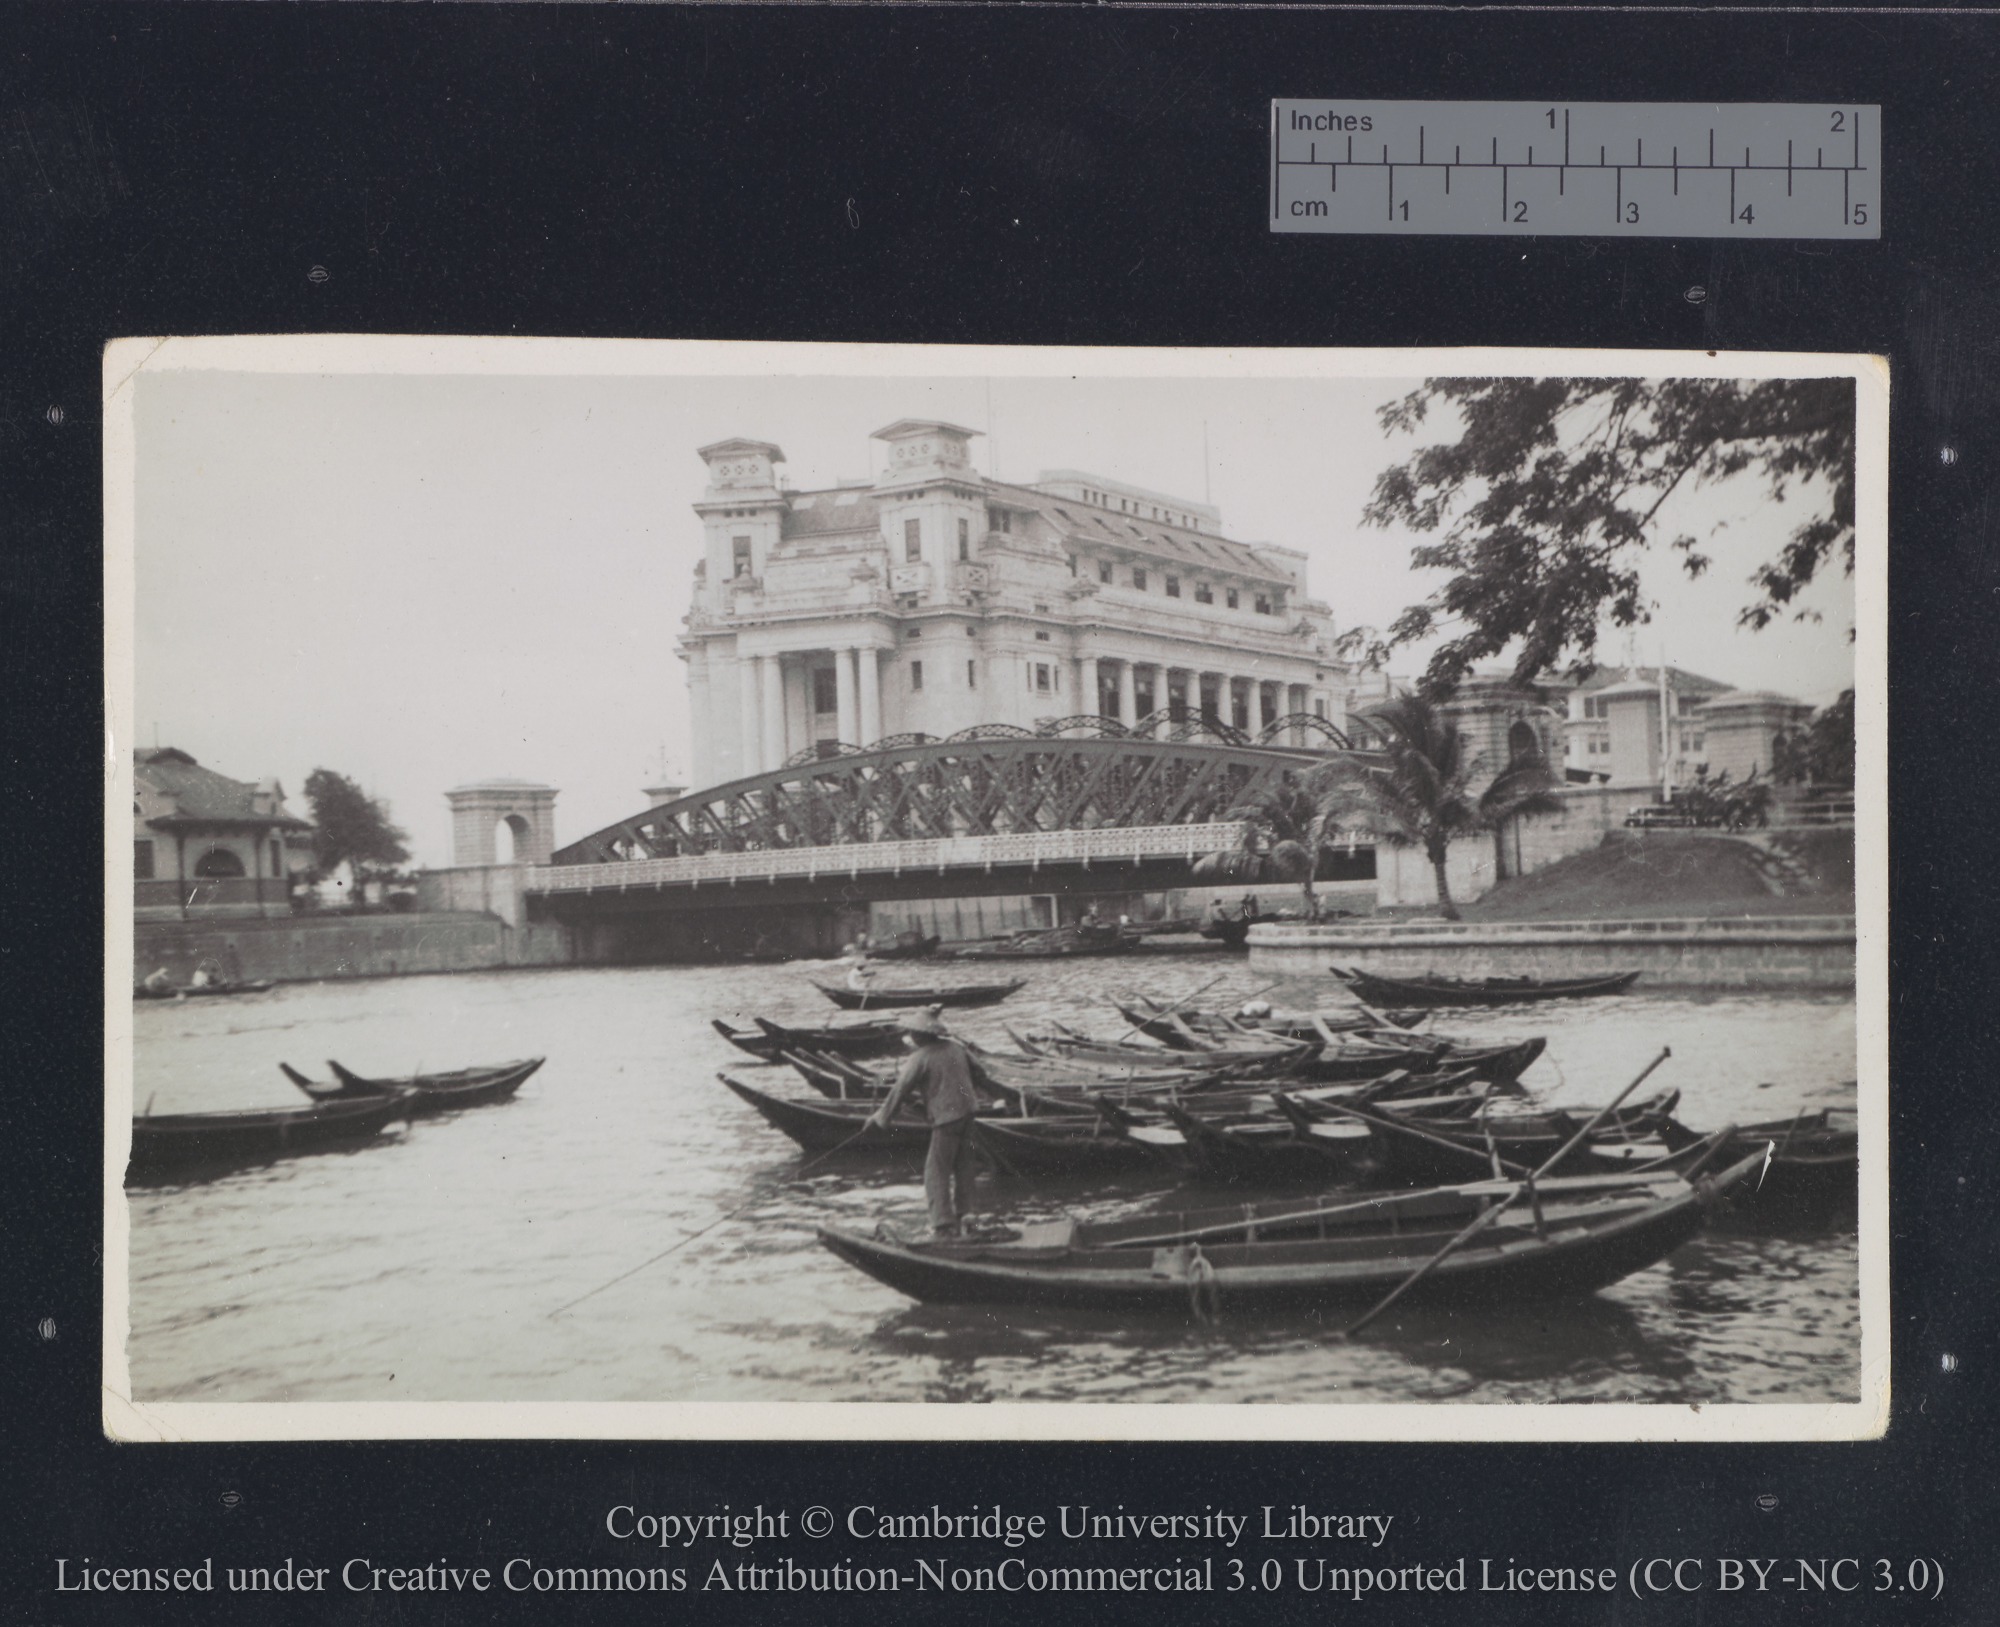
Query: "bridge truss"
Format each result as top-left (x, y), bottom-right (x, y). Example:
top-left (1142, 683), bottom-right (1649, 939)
top-left (552, 732), bottom-right (1345, 865)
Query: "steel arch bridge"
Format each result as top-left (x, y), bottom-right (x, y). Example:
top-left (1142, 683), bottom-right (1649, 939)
top-left (552, 732), bottom-right (1352, 866)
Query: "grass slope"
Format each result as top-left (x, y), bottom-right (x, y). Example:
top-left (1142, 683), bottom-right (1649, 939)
top-left (1463, 830), bottom-right (1855, 923)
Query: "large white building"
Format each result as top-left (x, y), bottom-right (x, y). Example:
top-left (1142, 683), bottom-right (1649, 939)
top-left (677, 419), bottom-right (1350, 789)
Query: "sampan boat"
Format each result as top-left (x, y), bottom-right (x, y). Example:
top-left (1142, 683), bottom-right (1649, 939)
top-left (1330, 966), bottom-right (1641, 1007)
top-left (127, 1092), bottom-right (413, 1183)
top-left (1658, 1106), bottom-right (1857, 1213)
top-left (710, 1017), bottom-right (909, 1062)
top-left (817, 1151), bottom-right (1762, 1314)
top-left (134, 979), bottom-right (275, 1001)
top-left (281, 1057), bottom-right (542, 1115)
top-left (811, 977), bottom-right (1028, 1011)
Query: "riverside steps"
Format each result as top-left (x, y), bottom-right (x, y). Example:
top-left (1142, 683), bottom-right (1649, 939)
top-left (1248, 914), bottom-right (1855, 990)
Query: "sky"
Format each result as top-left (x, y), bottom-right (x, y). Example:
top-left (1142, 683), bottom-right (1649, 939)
top-left (130, 357), bottom-right (1859, 868)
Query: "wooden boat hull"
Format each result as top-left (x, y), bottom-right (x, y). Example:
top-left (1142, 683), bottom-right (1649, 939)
top-left (721, 1074), bottom-right (946, 1153)
top-left (1659, 1110), bottom-right (1857, 1214)
top-left (817, 1154), bottom-right (1759, 1312)
top-left (710, 1018), bottom-right (909, 1062)
top-left (134, 980), bottom-right (275, 1002)
top-left (128, 1093), bottom-right (412, 1182)
top-left (971, 1118), bottom-right (1165, 1177)
top-left (812, 978), bottom-right (1028, 1011)
top-left (1331, 966), bottom-right (1642, 1007)
top-left (321, 1058), bottom-right (542, 1115)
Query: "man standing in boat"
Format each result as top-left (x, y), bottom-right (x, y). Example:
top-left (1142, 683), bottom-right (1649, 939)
top-left (866, 1006), bottom-right (982, 1238)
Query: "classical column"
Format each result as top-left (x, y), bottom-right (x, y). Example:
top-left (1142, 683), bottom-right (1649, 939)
top-left (1117, 660), bottom-right (1137, 727)
top-left (858, 644), bottom-right (882, 745)
top-left (760, 653), bottom-right (786, 771)
top-left (1080, 655), bottom-right (1100, 719)
top-left (835, 646), bottom-right (859, 746)
top-left (687, 653), bottom-right (712, 789)
top-left (738, 654), bottom-right (762, 779)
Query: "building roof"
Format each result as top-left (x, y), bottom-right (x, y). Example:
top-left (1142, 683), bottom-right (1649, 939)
top-left (783, 488), bottom-right (884, 539)
top-left (870, 419), bottom-right (983, 442)
top-left (1569, 664), bottom-right (1733, 696)
top-left (698, 438), bottom-right (786, 463)
top-left (1700, 688), bottom-right (1811, 710)
top-left (133, 748), bottom-right (312, 830)
top-left (995, 479), bottom-right (1295, 586)
top-left (446, 777), bottom-right (556, 792)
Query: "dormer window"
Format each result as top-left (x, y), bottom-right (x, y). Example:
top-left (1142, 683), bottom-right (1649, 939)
top-left (1194, 582), bottom-right (1213, 604)
top-left (1098, 560), bottom-right (1113, 584)
top-left (1132, 568), bottom-right (1148, 591)
top-left (1226, 588), bottom-right (1240, 609)
top-left (1164, 575), bottom-right (1180, 598)
top-left (987, 506), bottom-right (1012, 534)
top-left (1254, 593), bottom-right (1272, 615)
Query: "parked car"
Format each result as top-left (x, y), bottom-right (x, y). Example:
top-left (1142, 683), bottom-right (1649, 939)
top-left (1624, 804), bottom-right (1695, 829)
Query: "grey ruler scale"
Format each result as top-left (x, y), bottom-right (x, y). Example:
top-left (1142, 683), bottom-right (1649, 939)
top-left (1271, 101), bottom-right (1880, 239)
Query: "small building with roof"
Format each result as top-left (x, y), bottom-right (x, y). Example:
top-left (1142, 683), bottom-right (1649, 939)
top-left (675, 419), bottom-right (1348, 788)
top-left (132, 747), bottom-right (314, 920)
top-left (1561, 664), bottom-right (1737, 787)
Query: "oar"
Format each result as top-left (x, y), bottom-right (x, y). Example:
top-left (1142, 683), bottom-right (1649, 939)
top-left (1344, 1046), bottom-right (1673, 1337)
top-left (1279, 1091), bottom-right (1532, 1179)
top-left (1103, 973), bottom-right (1234, 1045)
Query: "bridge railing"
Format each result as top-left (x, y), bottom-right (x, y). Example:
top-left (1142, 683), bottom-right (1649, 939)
top-left (529, 819), bottom-right (1368, 894)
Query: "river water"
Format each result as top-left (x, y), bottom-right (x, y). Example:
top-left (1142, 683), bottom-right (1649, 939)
top-left (124, 958), bottom-right (1860, 1408)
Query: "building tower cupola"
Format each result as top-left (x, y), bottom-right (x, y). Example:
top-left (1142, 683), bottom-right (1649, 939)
top-left (697, 438), bottom-right (786, 498)
top-left (869, 419), bottom-right (982, 489)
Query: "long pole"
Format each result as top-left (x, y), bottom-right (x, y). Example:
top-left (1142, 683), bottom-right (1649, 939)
top-left (1104, 974), bottom-right (1235, 1045)
top-left (550, 1120), bottom-right (881, 1319)
top-left (1344, 1046), bottom-right (1672, 1337)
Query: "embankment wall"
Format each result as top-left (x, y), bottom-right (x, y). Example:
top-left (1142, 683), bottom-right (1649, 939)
top-left (133, 911), bottom-right (576, 986)
top-left (1249, 915), bottom-right (1855, 990)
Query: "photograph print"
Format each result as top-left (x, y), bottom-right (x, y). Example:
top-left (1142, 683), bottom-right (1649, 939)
top-left (105, 338), bottom-right (1883, 1441)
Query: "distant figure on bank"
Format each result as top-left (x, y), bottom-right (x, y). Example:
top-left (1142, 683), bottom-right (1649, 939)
top-left (189, 958), bottom-right (223, 989)
top-left (867, 1006), bottom-right (981, 1237)
top-left (142, 967), bottom-right (174, 993)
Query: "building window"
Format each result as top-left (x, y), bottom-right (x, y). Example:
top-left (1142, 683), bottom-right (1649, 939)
top-left (904, 519), bottom-right (921, 562)
top-left (967, 660), bottom-right (977, 688)
top-left (732, 536), bottom-right (753, 578)
top-left (1226, 588), bottom-right (1239, 609)
top-left (1132, 568), bottom-right (1148, 591)
top-left (813, 668), bottom-right (838, 714)
top-left (911, 661), bottom-right (924, 690)
top-left (1165, 575), bottom-right (1180, 598)
top-left (1097, 560), bottom-right (1113, 584)
top-left (1194, 582), bottom-right (1213, 604)
top-left (987, 506), bottom-right (1011, 534)
top-left (1313, 697), bottom-right (1326, 719)
top-left (1035, 630), bottom-right (1050, 642)
top-left (270, 840), bottom-right (282, 874)
top-left (135, 839), bottom-right (155, 880)
top-left (1254, 593), bottom-right (1272, 615)
top-left (1033, 602), bottom-right (1050, 613)
top-left (1035, 663), bottom-right (1051, 692)
top-left (957, 518), bottom-right (970, 561)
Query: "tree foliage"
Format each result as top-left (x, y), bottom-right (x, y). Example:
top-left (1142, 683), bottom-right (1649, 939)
top-left (1196, 776), bottom-right (1329, 917)
top-left (1314, 695), bottom-right (1561, 920)
top-left (304, 768), bottom-right (411, 882)
top-left (1362, 377), bottom-right (1856, 697)
top-left (1773, 689), bottom-right (1856, 787)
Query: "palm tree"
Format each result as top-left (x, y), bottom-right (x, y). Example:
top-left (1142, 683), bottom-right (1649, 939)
top-left (1316, 694), bottom-right (1561, 920)
top-left (1193, 774), bottom-right (1329, 918)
